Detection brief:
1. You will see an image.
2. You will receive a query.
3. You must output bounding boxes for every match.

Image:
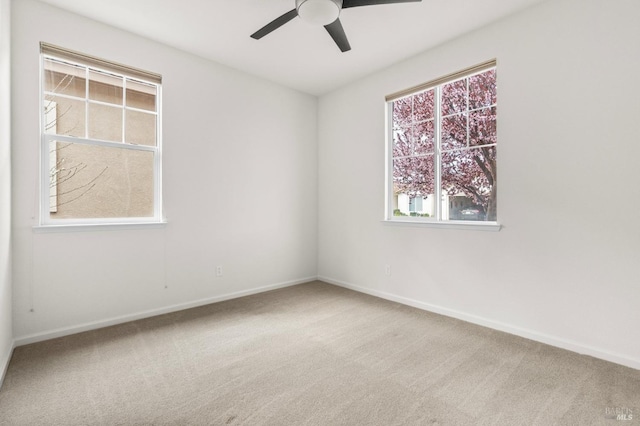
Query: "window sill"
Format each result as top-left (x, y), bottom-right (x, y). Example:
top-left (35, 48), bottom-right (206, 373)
top-left (382, 219), bottom-right (501, 231)
top-left (33, 221), bottom-right (167, 233)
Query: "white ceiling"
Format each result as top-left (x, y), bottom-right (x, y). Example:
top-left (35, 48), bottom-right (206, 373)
top-left (37, 0), bottom-right (547, 96)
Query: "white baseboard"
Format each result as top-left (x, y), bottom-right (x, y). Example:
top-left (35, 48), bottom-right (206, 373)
top-left (319, 276), bottom-right (640, 371)
top-left (14, 276), bottom-right (317, 347)
top-left (0, 339), bottom-right (15, 390)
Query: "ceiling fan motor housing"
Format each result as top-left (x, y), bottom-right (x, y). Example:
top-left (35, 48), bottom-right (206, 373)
top-left (296, 0), bottom-right (343, 25)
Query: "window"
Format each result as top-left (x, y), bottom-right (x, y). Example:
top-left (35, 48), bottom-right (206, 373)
top-left (386, 60), bottom-right (497, 226)
top-left (409, 196), bottom-right (422, 213)
top-left (40, 43), bottom-right (162, 226)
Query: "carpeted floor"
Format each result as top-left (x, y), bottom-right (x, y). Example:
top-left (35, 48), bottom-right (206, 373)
top-left (0, 281), bottom-right (638, 425)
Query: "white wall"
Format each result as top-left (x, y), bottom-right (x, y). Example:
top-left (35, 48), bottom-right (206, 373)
top-left (318, 0), bottom-right (640, 369)
top-left (12, 0), bottom-right (318, 341)
top-left (0, 0), bottom-right (14, 385)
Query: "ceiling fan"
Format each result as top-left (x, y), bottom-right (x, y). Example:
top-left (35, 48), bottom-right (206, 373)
top-left (250, 0), bottom-right (422, 53)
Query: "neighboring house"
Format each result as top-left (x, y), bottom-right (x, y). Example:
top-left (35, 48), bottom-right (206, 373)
top-left (395, 192), bottom-right (483, 220)
top-left (45, 61), bottom-right (156, 219)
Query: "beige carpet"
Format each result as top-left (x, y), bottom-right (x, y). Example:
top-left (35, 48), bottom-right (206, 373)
top-left (0, 281), bottom-right (638, 425)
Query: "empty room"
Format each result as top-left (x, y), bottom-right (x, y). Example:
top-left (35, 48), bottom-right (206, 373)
top-left (1, 0), bottom-right (639, 424)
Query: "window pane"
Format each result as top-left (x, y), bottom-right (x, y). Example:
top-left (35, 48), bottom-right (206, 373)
top-left (470, 107), bottom-right (497, 147)
top-left (413, 120), bottom-right (434, 155)
top-left (413, 89), bottom-right (434, 122)
top-left (393, 156), bottom-right (435, 218)
top-left (392, 127), bottom-right (412, 158)
top-left (441, 146), bottom-right (496, 221)
top-left (414, 196), bottom-right (423, 211)
top-left (44, 95), bottom-right (86, 138)
top-left (89, 70), bottom-right (123, 105)
top-left (50, 141), bottom-right (154, 219)
top-left (441, 79), bottom-right (467, 115)
top-left (88, 103), bottom-right (123, 142)
top-left (441, 113), bottom-right (467, 150)
top-left (125, 110), bottom-right (156, 146)
top-left (126, 79), bottom-right (157, 111)
top-left (392, 97), bottom-right (412, 128)
top-left (469, 69), bottom-right (496, 110)
top-left (43, 59), bottom-right (86, 97)
top-left (393, 156), bottom-right (435, 200)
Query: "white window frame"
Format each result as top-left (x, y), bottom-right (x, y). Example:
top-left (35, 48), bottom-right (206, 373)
top-left (38, 43), bottom-right (163, 228)
top-left (45, 100), bottom-right (57, 213)
top-left (384, 60), bottom-right (500, 231)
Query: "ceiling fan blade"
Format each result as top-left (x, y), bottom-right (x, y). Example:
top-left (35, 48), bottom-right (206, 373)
top-left (250, 9), bottom-right (298, 39)
top-left (342, 0), bottom-right (421, 8)
top-left (325, 18), bottom-right (351, 52)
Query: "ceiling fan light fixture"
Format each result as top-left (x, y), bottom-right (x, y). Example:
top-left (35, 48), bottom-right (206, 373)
top-left (296, 0), bottom-right (342, 26)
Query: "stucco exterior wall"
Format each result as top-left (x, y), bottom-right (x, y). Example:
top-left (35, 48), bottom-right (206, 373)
top-left (45, 66), bottom-right (156, 219)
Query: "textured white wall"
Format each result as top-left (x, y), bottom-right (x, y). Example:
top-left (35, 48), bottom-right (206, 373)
top-left (11, 0), bottom-right (318, 340)
top-left (0, 0), bottom-right (13, 383)
top-left (318, 0), bottom-right (640, 368)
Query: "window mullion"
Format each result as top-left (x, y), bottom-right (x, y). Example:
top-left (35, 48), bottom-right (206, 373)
top-left (44, 133), bottom-right (157, 152)
top-left (466, 77), bottom-right (470, 147)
